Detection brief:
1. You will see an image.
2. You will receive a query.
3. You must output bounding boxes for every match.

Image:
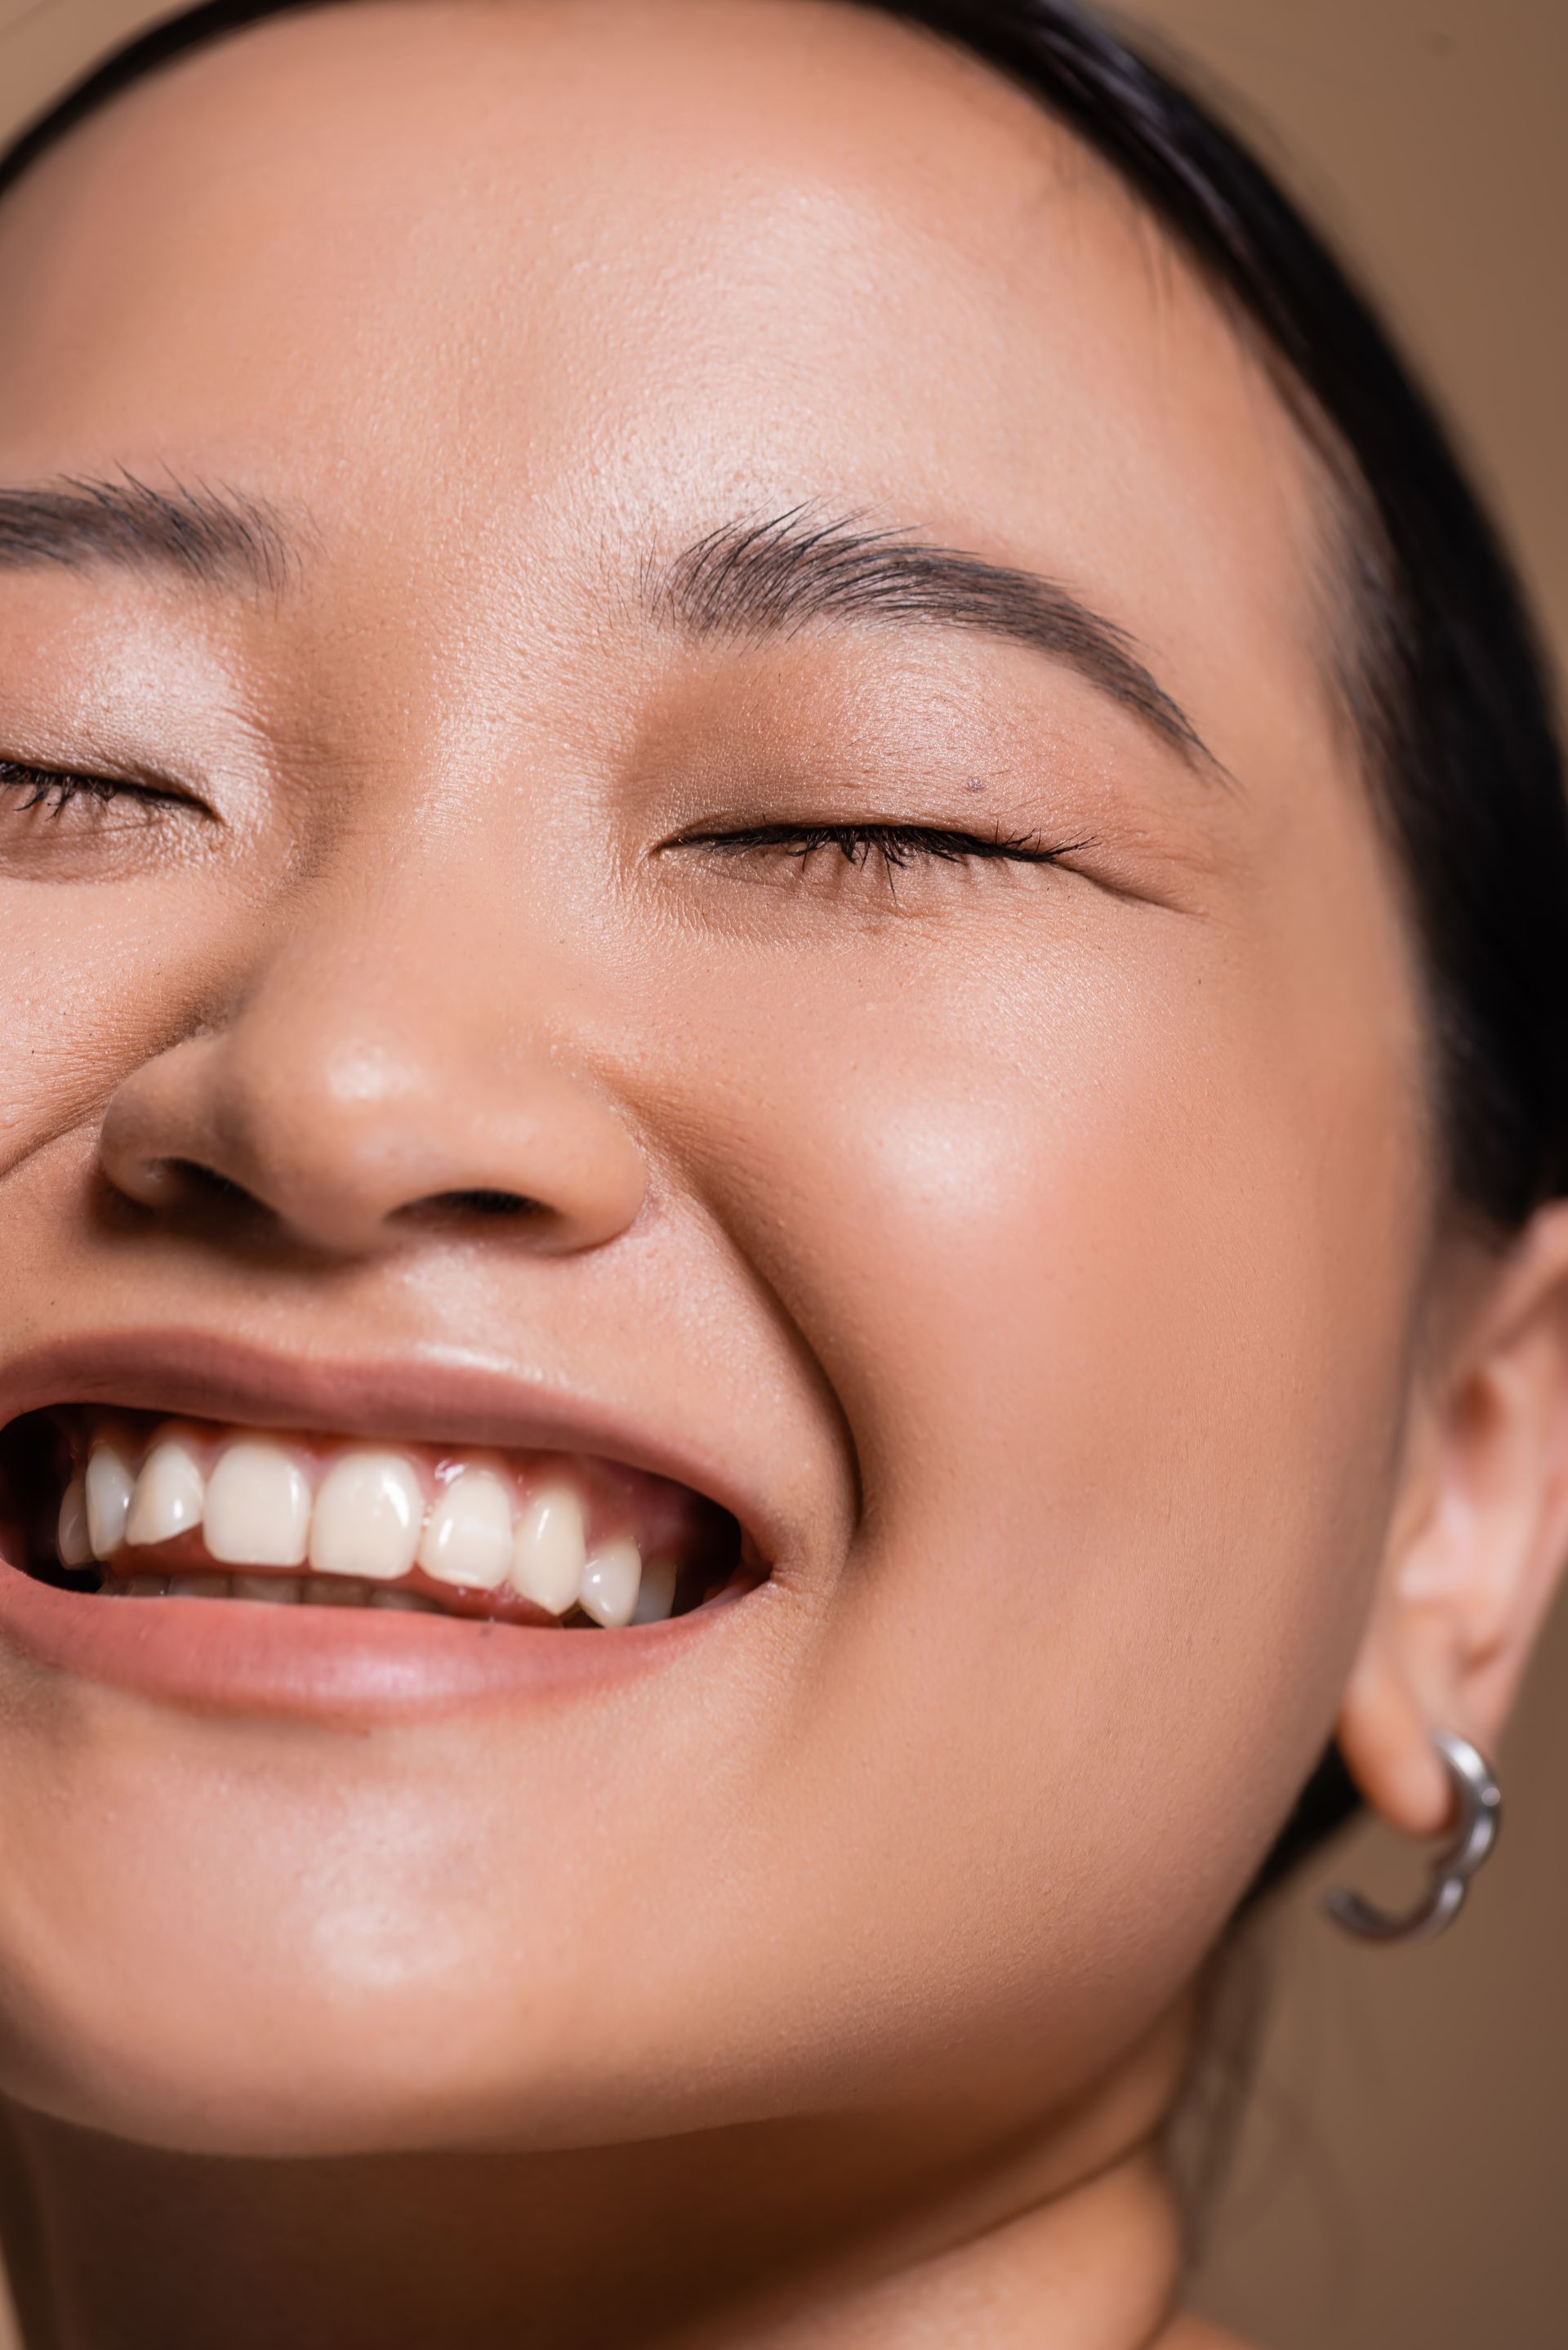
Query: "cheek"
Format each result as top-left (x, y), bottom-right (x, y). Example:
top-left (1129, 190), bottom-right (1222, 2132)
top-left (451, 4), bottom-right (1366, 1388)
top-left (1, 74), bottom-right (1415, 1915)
top-left (0, 882), bottom-right (225, 1165)
top-left (0, 907), bottom-right (135, 1153)
top-left (672, 901), bottom-right (1425, 2013)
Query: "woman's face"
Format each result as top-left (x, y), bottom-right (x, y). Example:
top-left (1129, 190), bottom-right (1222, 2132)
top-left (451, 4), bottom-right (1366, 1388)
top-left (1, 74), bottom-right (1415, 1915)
top-left (0, 0), bottom-right (1429, 2156)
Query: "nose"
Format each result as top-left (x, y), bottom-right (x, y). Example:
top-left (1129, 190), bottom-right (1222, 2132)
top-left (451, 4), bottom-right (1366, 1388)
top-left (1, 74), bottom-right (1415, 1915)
top-left (99, 941), bottom-right (648, 1260)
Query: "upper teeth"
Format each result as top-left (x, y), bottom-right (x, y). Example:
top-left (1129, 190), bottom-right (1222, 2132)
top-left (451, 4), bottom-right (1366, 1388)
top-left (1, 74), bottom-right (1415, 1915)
top-left (57, 1432), bottom-right (675, 1627)
top-left (511, 1486), bottom-right (587, 1616)
top-left (417, 1467), bottom-right (513, 1592)
top-left (82, 1444), bottom-right (135, 1559)
top-left (206, 1442), bottom-right (311, 1569)
top-left (309, 1451), bottom-right (422, 1581)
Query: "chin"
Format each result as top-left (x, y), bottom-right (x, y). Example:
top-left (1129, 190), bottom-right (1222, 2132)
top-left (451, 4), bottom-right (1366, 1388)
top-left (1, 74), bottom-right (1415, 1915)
top-left (0, 1911), bottom-right (726, 2161)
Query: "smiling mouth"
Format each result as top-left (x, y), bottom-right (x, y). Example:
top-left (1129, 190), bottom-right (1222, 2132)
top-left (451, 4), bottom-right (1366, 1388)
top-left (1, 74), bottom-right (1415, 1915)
top-left (0, 1407), bottom-right (746, 1630)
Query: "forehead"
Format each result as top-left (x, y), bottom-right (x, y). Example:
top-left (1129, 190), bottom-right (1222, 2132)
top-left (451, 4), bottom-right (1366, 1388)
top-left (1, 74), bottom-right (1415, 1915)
top-left (0, 0), bottom-right (1330, 765)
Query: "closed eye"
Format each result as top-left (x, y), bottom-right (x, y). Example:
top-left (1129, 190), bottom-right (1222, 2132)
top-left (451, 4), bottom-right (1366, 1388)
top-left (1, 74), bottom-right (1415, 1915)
top-left (667, 822), bottom-right (1091, 872)
top-left (0, 759), bottom-right (209, 825)
top-left (0, 760), bottom-right (127, 815)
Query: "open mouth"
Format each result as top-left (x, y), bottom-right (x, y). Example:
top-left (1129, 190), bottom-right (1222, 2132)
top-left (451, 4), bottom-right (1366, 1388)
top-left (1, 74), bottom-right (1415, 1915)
top-left (0, 1407), bottom-right (746, 1632)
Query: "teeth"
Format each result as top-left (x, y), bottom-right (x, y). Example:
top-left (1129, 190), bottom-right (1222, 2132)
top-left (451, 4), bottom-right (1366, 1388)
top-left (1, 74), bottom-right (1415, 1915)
top-left (85, 1445), bottom-right (136, 1557)
top-left (580, 1536), bottom-right (643, 1630)
top-left (124, 1438), bottom-right (206, 1550)
top-left (630, 1555), bottom-right (678, 1625)
top-left (510, 1484), bottom-right (586, 1616)
top-left (57, 1476), bottom-right (93, 1567)
top-left (203, 1441), bottom-right (311, 1567)
top-left (61, 1424), bottom-right (710, 1626)
top-left (233, 1574), bottom-right (303, 1605)
top-left (417, 1469), bottom-right (513, 1590)
top-left (309, 1451), bottom-right (423, 1581)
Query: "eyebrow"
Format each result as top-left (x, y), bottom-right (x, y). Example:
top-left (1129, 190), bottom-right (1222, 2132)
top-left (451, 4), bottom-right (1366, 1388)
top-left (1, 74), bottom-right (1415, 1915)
top-left (0, 473), bottom-right (295, 595)
top-left (0, 482), bottom-right (1217, 771)
top-left (647, 507), bottom-right (1218, 773)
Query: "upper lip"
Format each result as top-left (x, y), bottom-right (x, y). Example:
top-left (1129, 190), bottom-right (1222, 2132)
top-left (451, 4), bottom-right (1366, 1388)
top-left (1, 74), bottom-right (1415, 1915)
top-left (0, 1329), bottom-right (785, 1572)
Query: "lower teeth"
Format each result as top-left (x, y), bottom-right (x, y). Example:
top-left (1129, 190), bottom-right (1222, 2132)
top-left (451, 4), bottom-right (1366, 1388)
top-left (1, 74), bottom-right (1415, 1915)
top-left (114, 1572), bottom-right (443, 1614)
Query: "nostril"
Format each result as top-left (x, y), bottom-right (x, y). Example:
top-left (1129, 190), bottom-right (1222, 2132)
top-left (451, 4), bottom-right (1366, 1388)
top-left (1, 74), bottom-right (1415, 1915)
top-left (105, 1153), bottom-right (268, 1219)
top-left (164, 1160), bottom-right (254, 1206)
top-left (414, 1188), bottom-right (548, 1224)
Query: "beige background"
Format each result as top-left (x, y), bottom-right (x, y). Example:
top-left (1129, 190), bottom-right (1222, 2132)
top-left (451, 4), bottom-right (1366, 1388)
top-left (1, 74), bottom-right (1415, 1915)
top-left (1, 2), bottom-right (1564, 2343)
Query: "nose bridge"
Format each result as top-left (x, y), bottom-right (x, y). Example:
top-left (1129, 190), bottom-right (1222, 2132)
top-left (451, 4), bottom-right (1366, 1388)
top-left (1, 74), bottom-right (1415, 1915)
top-left (237, 856), bottom-right (511, 1105)
top-left (101, 845), bottom-right (648, 1255)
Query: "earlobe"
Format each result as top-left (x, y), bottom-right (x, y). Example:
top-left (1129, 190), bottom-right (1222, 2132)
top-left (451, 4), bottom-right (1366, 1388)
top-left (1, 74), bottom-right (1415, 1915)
top-left (1338, 1621), bottom-right (1455, 1836)
top-left (1337, 1202), bottom-right (1568, 1840)
top-left (1325, 1729), bottom-right (1502, 1942)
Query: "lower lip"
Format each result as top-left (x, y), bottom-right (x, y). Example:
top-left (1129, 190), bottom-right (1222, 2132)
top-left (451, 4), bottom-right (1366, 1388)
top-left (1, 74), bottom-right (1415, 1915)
top-left (0, 1550), bottom-right (735, 1722)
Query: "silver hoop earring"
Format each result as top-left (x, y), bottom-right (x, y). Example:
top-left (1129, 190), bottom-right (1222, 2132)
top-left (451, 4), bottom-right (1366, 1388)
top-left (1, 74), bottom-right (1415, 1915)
top-left (1324, 1730), bottom-right (1501, 1945)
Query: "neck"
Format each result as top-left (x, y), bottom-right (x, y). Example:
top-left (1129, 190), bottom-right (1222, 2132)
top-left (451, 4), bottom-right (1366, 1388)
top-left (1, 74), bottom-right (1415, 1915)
top-left (0, 2037), bottom-right (1200, 2350)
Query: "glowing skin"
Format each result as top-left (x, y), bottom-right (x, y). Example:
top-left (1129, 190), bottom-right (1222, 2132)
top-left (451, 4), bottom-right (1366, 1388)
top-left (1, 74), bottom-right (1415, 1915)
top-left (0, 5), bottom-right (1564, 2346)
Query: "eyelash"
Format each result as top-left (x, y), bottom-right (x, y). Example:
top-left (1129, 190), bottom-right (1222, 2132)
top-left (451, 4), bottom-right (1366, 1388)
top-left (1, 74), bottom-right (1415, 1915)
top-left (0, 773), bottom-right (1084, 886)
top-left (0, 760), bottom-right (151, 816)
top-left (679, 823), bottom-right (1088, 872)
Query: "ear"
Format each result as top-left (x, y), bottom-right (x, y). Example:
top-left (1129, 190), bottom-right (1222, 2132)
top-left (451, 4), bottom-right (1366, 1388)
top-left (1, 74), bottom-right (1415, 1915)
top-left (1339, 1202), bottom-right (1568, 1836)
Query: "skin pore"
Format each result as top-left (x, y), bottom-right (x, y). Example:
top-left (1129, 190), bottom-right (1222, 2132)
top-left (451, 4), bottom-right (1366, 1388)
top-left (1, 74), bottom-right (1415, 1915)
top-left (0, 2), bottom-right (1566, 2343)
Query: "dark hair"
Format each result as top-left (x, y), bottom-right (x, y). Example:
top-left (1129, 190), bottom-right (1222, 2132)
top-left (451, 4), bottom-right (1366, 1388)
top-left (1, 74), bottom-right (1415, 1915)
top-left (2, 0), bottom-right (1565, 1886)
